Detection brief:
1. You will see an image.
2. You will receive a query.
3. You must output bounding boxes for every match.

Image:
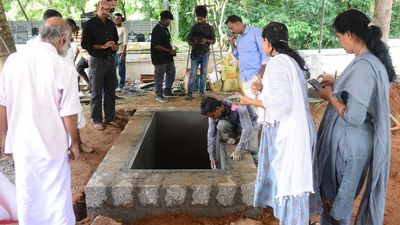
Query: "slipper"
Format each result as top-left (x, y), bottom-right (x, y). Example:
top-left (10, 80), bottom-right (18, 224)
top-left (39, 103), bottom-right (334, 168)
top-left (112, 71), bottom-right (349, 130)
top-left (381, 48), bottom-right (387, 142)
top-left (80, 144), bottom-right (94, 153)
top-left (104, 121), bottom-right (121, 128)
top-left (94, 123), bottom-right (104, 131)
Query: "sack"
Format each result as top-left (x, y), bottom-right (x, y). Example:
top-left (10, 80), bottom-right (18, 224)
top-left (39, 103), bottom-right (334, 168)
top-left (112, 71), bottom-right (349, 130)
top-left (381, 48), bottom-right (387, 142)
top-left (0, 172), bottom-right (17, 221)
top-left (221, 53), bottom-right (240, 91)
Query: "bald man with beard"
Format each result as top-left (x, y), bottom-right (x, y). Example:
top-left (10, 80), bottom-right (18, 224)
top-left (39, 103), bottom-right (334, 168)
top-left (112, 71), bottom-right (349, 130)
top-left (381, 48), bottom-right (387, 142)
top-left (0, 17), bottom-right (80, 225)
top-left (81, 0), bottom-right (119, 131)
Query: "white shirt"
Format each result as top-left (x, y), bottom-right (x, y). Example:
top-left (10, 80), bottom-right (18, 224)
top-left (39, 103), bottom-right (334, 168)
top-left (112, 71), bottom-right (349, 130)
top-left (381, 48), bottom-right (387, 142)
top-left (0, 41), bottom-right (81, 159)
top-left (116, 26), bottom-right (128, 53)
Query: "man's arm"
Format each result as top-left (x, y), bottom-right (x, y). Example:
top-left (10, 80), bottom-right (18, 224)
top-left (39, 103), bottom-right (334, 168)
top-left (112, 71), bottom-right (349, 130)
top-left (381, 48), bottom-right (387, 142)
top-left (229, 38), bottom-right (239, 60)
top-left (236, 107), bottom-right (253, 152)
top-left (62, 114), bottom-right (80, 162)
top-left (81, 23), bottom-right (92, 51)
top-left (0, 105), bottom-right (7, 157)
top-left (208, 25), bottom-right (216, 44)
top-left (207, 118), bottom-right (217, 160)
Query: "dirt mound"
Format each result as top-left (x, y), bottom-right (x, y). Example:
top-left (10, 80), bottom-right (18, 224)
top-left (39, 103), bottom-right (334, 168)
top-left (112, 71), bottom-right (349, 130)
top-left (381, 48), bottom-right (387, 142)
top-left (390, 83), bottom-right (400, 117)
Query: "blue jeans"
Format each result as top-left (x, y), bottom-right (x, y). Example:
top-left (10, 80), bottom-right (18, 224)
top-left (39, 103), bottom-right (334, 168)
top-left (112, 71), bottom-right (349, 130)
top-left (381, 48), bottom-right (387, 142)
top-left (115, 52), bottom-right (126, 89)
top-left (188, 54), bottom-right (209, 94)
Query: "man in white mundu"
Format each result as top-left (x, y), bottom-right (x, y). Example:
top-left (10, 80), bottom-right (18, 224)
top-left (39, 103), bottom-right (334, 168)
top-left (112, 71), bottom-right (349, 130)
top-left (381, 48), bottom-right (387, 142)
top-left (0, 17), bottom-right (81, 225)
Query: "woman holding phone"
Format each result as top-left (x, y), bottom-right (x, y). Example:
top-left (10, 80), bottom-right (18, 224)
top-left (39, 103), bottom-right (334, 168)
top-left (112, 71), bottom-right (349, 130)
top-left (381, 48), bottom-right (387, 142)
top-left (317, 9), bottom-right (395, 224)
top-left (237, 22), bottom-right (319, 224)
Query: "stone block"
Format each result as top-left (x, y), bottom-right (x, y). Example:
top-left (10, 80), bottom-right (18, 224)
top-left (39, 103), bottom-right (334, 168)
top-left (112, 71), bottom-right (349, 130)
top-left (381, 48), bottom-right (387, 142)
top-left (191, 184), bottom-right (211, 205)
top-left (241, 183), bottom-right (255, 207)
top-left (138, 185), bottom-right (159, 206)
top-left (86, 186), bottom-right (107, 208)
top-left (111, 185), bottom-right (133, 206)
top-left (165, 185), bottom-right (186, 207)
top-left (216, 183), bottom-right (237, 206)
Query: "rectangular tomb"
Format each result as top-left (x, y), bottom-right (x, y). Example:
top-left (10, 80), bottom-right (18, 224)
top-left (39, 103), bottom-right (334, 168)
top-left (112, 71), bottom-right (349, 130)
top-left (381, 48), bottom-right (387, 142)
top-left (86, 107), bottom-right (260, 222)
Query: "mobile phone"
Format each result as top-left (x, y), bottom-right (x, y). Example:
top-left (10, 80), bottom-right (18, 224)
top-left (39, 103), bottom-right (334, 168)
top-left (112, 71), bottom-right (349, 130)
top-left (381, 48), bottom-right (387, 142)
top-left (308, 79), bottom-right (322, 91)
top-left (116, 42), bottom-right (122, 46)
top-left (228, 32), bottom-right (236, 38)
top-left (225, 95), bottom-right (240, 102)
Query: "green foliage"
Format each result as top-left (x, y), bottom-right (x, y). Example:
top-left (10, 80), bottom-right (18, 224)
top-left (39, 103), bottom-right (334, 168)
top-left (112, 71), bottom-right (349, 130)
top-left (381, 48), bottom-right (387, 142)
top-left (177, 0), bottom-right (196, 40)
top-left (223, 0), bottom-right (375, 49)
top-left (4, 0), bottom-right (399, 48)
top-left (390, 0), bottom-right (400, 38)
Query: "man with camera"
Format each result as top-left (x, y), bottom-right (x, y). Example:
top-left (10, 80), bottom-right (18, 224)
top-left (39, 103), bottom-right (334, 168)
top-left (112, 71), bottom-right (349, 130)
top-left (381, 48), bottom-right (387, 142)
top-left (185, 5), bottom-right (216, 100)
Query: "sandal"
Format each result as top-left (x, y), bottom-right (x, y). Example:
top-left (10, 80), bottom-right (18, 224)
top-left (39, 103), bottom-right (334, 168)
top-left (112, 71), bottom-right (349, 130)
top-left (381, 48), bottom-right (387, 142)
top-left (80, 143), bottom-right (94, 153)
top-left (94, 123), bottom-right (104, 131)
top-left (104, 120), bottom-right (121, 128)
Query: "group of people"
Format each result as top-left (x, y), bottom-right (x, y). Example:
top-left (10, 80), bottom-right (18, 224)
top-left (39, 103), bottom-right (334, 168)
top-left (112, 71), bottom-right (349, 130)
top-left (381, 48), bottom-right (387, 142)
top-left (201, 9), bottom-right (395, 225)
top-left (0, 1), bottom-right (396, 224)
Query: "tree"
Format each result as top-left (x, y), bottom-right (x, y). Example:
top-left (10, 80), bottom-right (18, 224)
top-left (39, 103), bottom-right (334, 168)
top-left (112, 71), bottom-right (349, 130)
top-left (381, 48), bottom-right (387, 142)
top-left (0, 0), bottom-right (16, 71)
top-left (373, 0), bottom-right (393, 42)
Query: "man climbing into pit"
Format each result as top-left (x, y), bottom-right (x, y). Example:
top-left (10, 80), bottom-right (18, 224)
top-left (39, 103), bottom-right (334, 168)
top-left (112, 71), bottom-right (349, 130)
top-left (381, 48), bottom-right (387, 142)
top-left (200, 96), bottom-right (258, 169)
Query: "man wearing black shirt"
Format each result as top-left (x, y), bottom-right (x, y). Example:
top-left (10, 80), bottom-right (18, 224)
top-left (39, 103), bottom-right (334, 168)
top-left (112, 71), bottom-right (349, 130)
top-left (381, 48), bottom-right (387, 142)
top-left (81, 0), bottom-right (119, 131)
top-left (186, 5), bottom-right (215, 100)
top-left (150, 10), bottom-right (176, 103)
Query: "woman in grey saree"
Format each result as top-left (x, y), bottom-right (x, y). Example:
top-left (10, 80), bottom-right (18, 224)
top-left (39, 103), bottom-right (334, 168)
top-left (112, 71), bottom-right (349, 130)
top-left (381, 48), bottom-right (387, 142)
top-left (317, 10), bottom-right (396, 225)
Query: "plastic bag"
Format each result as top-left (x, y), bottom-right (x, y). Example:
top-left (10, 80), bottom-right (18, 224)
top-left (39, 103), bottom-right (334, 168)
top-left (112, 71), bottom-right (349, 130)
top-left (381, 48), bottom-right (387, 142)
top-left (0, 172), bottom-right (17, 222)
top-left (221, 54), bottom-right (240, 91)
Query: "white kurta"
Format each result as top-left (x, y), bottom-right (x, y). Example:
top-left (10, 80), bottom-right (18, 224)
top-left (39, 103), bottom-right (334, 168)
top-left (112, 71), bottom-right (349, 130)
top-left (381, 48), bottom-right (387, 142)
top-left (260, 54), bottom-right (313, 200)
top-left (0, 41), bottom-right (81, 225)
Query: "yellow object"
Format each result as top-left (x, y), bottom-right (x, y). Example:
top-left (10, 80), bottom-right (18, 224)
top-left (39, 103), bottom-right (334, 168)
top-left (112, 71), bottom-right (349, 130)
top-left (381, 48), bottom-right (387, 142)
top-left (221, 53), bottom-right (240, 91)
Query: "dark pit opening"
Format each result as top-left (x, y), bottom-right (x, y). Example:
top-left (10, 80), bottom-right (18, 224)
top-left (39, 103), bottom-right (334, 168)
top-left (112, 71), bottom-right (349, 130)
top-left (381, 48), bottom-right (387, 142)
top-left (131, 111), bottom-right (212, 169)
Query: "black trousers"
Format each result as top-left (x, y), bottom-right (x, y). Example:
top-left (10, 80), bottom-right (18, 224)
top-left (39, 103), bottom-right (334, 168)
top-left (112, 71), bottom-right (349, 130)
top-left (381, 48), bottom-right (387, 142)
top-left (89, 56), bottom-right (117, 123)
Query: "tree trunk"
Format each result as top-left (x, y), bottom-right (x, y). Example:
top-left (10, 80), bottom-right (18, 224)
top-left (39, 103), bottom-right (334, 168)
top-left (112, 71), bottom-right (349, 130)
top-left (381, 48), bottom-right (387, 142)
top-left (0, 0), bottom-right (16, 71)
top-left (373, 0), bottom-right (393, 43)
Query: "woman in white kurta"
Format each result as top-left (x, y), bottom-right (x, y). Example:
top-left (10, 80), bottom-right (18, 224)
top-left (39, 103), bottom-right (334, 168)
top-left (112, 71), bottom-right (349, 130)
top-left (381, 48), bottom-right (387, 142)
top-left (237, 22), bottom-right (316, 224)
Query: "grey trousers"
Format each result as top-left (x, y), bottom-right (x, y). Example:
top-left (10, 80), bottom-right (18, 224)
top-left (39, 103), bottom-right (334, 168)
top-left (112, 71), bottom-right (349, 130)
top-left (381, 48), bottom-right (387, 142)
top-left (216, 120), bottom-right (259, 161)
top-left (89, 56), bottom-right (117, 123)
top-left (154, 62), bottom-right (176, 97)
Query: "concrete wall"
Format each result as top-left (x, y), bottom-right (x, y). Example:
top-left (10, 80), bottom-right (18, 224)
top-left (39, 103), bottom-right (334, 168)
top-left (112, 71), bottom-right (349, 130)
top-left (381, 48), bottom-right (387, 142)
top-left (13, 39), bottom-right (400, 82)
top-left (124, 39), bottom-right (400, 82)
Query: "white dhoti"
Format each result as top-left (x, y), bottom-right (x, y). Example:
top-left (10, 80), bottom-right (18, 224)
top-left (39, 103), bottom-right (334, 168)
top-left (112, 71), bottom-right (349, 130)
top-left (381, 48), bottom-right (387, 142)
top-left (0, 171), bottom-right (18, 221)
top-left (13, 155), bottom-right (75, 225)
top-left (77, 105), bottom-right (86, 129)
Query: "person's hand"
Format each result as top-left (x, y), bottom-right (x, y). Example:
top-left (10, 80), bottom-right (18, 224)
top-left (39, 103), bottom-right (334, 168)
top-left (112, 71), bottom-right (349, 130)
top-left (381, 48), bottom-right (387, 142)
top-left (103, 41), bottom-right (115, 49)
top-left (318, 85), bottom-right (333, 101)
top-left (230, 149), bottom-right (242, 161)
top-left (317, 72), bottom-right (335, 87)
top-left (251, 76), bottom-right (262, 95)
top-left (200, 38), bottom-right (208, 45)
top-left (210, 159), bottom-right (217, 170)
top-left (226, 33), bottom-right (235, 42)
top-left (168, 49), bottom-right (177, 56)
top-left (69, 143), bottom-right (80, 162)
top-left (235, 92), bottom-right (251, 105)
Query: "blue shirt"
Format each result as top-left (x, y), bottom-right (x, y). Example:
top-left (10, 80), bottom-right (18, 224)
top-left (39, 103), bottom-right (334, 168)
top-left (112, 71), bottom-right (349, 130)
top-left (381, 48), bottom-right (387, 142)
top-left (232, 25), bottom-right (269, 81)
top-left (207, 101), bottom-right (258, 160)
